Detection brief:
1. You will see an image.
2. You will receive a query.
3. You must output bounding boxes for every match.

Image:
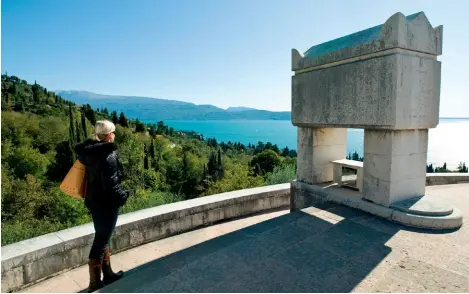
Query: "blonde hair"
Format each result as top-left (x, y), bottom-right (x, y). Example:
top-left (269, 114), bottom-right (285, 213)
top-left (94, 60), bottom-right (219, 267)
top-left (92, 120), bottom-right (116, 141)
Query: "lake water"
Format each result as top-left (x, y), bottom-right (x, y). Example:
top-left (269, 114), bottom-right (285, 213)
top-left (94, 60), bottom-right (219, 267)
top-left (155, 119), bottom-right (469, 170)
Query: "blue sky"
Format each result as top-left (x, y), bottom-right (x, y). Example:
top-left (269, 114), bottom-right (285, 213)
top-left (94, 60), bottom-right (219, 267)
top-left (2, 0), bottom-right (468, 116)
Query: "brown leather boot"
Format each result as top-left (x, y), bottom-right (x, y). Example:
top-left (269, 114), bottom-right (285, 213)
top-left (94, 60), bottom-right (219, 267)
top-left (102, 247), bottom-right (124, 285)
top-left (88, 258), bottom-right (104, 293)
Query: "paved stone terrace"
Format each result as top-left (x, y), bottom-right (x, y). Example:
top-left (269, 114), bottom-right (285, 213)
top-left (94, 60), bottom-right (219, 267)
top-left (21, 184), bottom-right (469, 293)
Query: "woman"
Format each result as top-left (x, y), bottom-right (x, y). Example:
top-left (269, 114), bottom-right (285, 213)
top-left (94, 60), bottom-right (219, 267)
top-left (75, 120), bottom-right (129, 292)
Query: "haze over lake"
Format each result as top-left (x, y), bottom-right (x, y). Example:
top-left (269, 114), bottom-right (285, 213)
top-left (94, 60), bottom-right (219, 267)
top-left (156, 118), bottom-right (469, 170)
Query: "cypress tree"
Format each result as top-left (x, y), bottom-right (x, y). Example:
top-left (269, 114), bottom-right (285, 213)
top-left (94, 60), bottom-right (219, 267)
top-left (85, 104), bottom-right (97, 125)
top-left (75, 121), bottom-right (82, 143)
top-left (119, 112), bottom-right (129, 127)
top-left (81, 111), bottom-right (88, 138)
top-left (217, 148), bottom-right (224, 180)
top-left (68, 105), bottom-right (76, 161)
top-left (111, 111), bottom-right (118, 125)
top-left (69, 106), bottom-right (76, 144)
top-left (149, 124), bottom-right (157, 137)
top-left (203, 164), bottom-right (209, 190)
top-left (207, 152), bottom-right (216, 178)
top-left (144, 144), bottom-right (149, 170)
top-left (135, 119), bottom-right (146, 133)
top-left (150, 139), bottom-right (155, 160)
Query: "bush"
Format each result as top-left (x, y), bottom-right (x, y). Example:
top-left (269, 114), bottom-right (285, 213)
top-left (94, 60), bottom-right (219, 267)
top-left (204, 161), bottom-right (265, 195)
top-left (2, 219), bottom-right (65, 246)
top-left (35, 116), bottom-right (67, 152)
top-left (1, 174), bottom-right (44, 222)
top-left (143, 169), bottom-right (161, 191)
top-left (37, 186), bottom-right (90, 225)
top-left (120, 191), bottom-right (184, 214)
top-left (8, 146), bottom-right (50, 179)
top-left (265, 164), bottom-right (296, 185)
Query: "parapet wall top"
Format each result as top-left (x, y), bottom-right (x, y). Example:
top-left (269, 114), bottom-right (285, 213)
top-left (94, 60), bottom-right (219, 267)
top-left (292, 12), bottom-right (443, 72)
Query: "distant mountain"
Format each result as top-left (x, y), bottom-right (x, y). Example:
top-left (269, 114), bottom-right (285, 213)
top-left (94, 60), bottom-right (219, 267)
top-left (56, 91), bottom-right (291, 121)
top-left (226, 106), bottom-right (258, 112)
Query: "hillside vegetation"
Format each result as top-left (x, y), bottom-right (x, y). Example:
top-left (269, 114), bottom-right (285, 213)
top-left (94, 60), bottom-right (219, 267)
top-left (1, 75), bottom-right (297, 245)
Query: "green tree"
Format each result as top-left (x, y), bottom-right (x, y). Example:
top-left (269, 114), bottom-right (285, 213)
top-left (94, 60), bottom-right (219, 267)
top-left (149, 138), bottom-right (156, 163)
top-left (36, 116), bottom-right (67, 153)
top-left (250, 149), bottom-right (282, 176)
top-left (254, 141), bottom-right (265, 154)
top-left (110, 111), bottom-right (118, 125)
top-left (204, 160), bottom-right (264, 195)
top-left (272, 144), bottom-right (280, 154)
top-left (149, 124), bottom-right (157, 137)
top-left (217, 148), bottom-right (225, 180)
top-left (427, 163), bottom-right (435, 173)
top-left (266, 164), bottom-right (296, 185)
top-left (46, 141), bottom-right (74, 182)
top-left (75, 120), bottom-right (83, 143)
top-left (457, 162), bottom-right (468, 173)
top-left (152, 137), bottom-right (166, 172)
top-left (117, 131), bottom-right (145, 194)
top-left (143, 169), bottom-right (160, 191)
top-left (207, 152), bottom-right (217, 180)
top-left (135, 119), bottom-right (146, 133)
top-left (81, 110), bottom-right (88, 138)
top-left (180, 150), bottom-right (204, 199)
top-left (84, 104), bottom-right (97, 125)
top-left (1, 173), bottom-right (45, 222)
top-left (288, 149), bottom-right (297, 158)
top-left (18, 101), bottom-right (25, 113)
top-left (156, 121), bottom-right (167, 135)
top-left (144, 144), bottom-right (150, 170)
top-left (68, 105), bottom-right (76, 162)
top-left (119, 112), bottom-right (129, 127)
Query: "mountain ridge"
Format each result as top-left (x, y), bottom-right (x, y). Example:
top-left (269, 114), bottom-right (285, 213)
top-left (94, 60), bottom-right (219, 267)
top-left (226, 106), bottom-right (258, 112)
top-left (56, 90), bottom-right (291, 121)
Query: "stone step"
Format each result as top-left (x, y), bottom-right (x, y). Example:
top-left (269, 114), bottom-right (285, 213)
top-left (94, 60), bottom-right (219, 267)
top-left (391, 196), bottom-right (454, 217)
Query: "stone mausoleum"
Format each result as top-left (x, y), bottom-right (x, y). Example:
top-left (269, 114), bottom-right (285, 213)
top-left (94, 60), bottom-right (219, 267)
top-left (290, 11), bottom-right (463, 229)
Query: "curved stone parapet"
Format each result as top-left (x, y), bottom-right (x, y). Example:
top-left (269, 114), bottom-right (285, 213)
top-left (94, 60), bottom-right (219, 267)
top-left (426, 173), bottom-right (469, 186)
top-left (1, 184), bottom-right (290, 293)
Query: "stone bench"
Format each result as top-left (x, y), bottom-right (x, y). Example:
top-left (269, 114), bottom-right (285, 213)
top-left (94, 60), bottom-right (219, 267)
top-left (331, 159), bottom-right (363, 191)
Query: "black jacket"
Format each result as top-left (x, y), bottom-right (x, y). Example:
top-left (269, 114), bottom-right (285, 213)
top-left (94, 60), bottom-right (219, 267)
top-left (74, 139), bottom-right (128, 209)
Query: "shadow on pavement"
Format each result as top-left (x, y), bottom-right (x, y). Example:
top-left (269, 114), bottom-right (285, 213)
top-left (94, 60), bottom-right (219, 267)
top-left (83, 202), bottom-right (454, 293)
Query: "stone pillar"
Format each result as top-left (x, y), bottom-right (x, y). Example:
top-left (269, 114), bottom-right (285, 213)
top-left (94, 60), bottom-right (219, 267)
top-left (297, 127), bottom-right (347, 184)
top-left (362, 129), bottom-right (428, 207)
top-left (297, 127), bottom-right (314, 184)
top-left (292, 127), bottom-right (347, 211)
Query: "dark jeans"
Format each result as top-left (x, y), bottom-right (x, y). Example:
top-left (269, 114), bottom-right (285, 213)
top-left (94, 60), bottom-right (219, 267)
top-left (88, 205), bottom-right (120, 259)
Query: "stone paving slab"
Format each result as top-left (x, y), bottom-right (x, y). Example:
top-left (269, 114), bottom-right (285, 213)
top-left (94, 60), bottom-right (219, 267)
top-left (20, 184), bottom-right (469, 293)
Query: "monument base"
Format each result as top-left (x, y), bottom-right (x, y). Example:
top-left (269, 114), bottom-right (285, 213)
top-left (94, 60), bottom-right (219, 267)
top-left (290, 180), bottom-right (463, 230)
